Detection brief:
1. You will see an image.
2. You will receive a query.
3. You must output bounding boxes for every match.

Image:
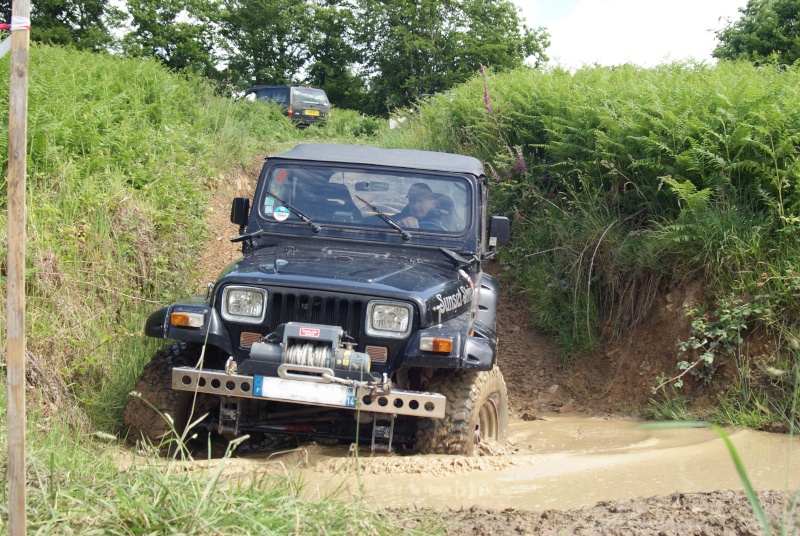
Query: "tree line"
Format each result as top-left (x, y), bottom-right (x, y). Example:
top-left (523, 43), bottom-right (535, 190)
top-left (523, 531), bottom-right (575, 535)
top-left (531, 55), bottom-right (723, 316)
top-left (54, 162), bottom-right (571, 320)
top-left (4, 0), bottom-right (798, 115)
top-left (1, 0), bottom-right (549, 116)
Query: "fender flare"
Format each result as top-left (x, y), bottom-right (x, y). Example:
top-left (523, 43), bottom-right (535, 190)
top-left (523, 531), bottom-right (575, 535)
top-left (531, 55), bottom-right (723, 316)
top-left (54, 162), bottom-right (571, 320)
top-left (144, 302), bottom-right (234, 355)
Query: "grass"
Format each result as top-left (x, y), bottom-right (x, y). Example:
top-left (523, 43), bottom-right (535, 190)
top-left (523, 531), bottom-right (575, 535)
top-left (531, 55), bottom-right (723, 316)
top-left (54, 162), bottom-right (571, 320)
top-left (0, 382), bottom-right (440, 534)
top-left (641, 395), bottom-right (693, 422)
top-left (0, 44), bottom-right (391, 433)
top-left (382, 60), bottom-right (800, 425)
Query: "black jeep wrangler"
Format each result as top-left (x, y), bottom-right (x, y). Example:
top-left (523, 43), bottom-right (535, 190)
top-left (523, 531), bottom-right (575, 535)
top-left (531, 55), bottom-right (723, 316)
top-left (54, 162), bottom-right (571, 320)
top-left (124, 144), bottom-right (511, 455)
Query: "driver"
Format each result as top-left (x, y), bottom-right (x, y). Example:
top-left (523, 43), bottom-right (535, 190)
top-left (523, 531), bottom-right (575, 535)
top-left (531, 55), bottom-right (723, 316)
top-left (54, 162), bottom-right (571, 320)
top-left (395, 183), bottom-right (447, 230)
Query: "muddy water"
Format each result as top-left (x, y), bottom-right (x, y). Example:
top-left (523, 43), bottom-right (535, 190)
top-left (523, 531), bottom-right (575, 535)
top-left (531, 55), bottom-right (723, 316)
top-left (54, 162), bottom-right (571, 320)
top-left (281, 415), bottom-right (800, 512)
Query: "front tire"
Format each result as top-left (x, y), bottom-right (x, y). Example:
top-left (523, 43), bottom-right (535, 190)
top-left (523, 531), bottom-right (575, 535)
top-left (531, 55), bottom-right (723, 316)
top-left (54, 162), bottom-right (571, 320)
top-left (124, 343), bottom-right (199, 450)
top-left (415, 366), bottom-right (509, 455)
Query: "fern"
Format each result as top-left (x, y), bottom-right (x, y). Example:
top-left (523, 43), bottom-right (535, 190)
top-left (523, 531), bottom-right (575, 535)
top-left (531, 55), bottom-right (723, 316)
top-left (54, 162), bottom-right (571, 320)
top-left (662, 176), bottom-right (712, 214)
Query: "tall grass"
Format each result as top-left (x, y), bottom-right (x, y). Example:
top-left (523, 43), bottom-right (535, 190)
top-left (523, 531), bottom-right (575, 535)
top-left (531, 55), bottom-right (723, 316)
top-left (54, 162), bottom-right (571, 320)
top-left (383, 61), bottom-right (800, 420)
top-left (0, 45), bottom-right (302, 434)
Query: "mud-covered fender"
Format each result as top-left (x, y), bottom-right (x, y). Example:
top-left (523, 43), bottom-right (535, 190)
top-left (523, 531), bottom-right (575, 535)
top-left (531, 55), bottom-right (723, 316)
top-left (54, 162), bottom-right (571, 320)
top-left (461, 320), bottom-right (498, 370)
top-left (399, 316), bottom-right (498, 371)
top-left (144, 299), bottom-right (234, 355)
top-left (476, 273), bottom-right (500, 330)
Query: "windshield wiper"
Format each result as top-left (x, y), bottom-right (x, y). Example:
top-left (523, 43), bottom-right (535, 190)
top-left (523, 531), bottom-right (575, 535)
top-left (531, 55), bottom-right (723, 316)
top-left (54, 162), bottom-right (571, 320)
top-left (230, 228), bottom-right (267, 244)
top-left (265, 190), bottom-right (321, 233)
top-left (356, 195), bottom-right (411, 241)
top-left (439, 247), bottom-right (478, 268)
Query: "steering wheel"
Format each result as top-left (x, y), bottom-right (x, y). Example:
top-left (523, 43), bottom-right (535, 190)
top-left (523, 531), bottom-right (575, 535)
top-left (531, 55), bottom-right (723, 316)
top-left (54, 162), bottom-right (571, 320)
top-left (419, 221), bottom-right (448, 232)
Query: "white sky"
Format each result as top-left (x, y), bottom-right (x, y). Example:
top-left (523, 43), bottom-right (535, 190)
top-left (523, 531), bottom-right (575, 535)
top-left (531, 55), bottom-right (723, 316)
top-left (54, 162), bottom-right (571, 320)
top-left (512, 0), bottom-right (746, 68)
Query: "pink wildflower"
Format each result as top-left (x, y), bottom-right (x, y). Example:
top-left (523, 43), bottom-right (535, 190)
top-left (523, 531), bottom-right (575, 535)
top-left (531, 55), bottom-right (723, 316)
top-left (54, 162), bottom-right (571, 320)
top-left (480, 64), bottom-right (492, 113)
top-left (515, 146), bottom-right (527, 174)
top-left (487, 163), bottom-right (501, 182)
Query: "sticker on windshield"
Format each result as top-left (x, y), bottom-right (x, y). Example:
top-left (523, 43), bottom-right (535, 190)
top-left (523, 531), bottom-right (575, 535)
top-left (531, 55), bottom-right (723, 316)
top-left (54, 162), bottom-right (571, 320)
top-left (264, 196), bottom-right (275, 214)
top-left (273, 205), bottom-right (290, 221)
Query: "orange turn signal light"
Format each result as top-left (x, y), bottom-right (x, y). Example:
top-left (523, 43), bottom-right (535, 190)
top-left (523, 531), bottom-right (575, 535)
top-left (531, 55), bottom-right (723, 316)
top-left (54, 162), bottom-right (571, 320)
top-left (170, 312), bottom-right (204, 328)
top-left (420, 336), bottom-right (453, 353)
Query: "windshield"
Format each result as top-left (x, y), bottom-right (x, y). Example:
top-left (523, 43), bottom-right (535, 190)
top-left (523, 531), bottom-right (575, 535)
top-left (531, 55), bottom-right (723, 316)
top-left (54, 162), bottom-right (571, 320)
top-left (293, 88), bottom-right (329, 105)
top-left (253, 87), bottom-right (289, 105)
top-left (258, 164), bottom-right (471, 234)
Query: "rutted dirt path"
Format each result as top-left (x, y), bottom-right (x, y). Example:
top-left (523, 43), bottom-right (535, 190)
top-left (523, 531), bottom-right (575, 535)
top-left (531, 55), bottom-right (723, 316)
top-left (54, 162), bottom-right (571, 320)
top-left (193, 163), bottom-right (799, 534)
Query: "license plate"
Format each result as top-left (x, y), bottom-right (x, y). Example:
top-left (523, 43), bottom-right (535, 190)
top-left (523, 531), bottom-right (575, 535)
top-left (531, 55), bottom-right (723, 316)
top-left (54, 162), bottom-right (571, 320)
top-left (304, 109), bottom-right (320, 116)
top-left (254, 376), bottom-right (357, 408)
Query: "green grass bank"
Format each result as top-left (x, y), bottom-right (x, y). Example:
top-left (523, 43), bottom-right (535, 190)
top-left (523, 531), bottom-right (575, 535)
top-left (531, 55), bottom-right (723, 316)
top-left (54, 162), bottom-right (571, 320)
top-left (383, 61), bottom-right (800, 426)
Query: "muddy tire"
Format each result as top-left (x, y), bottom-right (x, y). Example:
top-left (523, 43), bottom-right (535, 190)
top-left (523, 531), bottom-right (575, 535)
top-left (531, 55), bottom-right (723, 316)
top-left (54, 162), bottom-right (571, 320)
top-left (124, 343), bottom-right (199, 450)
top-left (415, 366), bottom-right (508, 455)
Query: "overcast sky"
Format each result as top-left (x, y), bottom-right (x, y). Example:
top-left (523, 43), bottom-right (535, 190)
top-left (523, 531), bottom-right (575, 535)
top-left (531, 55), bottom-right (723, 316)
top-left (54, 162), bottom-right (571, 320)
top-left (512, 0), bottom-right (747, 68)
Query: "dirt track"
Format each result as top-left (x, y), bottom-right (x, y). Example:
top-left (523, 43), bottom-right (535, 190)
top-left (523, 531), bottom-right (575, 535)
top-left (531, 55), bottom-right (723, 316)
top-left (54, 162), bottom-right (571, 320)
top-left (193, 167), bottom-right (797, 535)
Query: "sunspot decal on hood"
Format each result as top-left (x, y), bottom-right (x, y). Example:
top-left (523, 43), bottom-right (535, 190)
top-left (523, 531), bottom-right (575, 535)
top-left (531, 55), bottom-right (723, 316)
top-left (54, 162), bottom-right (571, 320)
top-left (436, 285), bottom-right (472, 313)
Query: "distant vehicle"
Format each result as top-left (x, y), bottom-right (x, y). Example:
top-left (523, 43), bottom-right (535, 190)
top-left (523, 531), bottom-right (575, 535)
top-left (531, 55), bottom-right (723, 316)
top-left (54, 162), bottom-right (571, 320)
top-left (244, 85), bottom-right (331, 126)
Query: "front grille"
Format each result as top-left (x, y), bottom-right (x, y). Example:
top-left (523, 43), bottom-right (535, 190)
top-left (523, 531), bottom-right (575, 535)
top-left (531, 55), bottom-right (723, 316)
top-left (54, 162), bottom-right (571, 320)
top-left (266, 291), bottom-right (365, 342)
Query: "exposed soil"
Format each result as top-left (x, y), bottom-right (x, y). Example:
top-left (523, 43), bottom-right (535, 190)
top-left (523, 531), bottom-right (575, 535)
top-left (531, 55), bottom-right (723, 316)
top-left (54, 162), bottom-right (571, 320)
top-left (193, 161), bottom-right (791, 535)
top-left (399, 490), bottom-right (793, 535)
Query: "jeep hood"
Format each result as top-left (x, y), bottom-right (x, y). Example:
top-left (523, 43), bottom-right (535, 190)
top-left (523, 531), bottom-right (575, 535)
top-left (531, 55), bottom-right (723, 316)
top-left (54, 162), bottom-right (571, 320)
top-left (217, 246), bottom-right (463, 294)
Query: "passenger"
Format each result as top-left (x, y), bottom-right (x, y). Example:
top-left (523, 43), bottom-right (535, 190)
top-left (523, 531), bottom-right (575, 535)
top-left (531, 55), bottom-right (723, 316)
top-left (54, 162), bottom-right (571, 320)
top-left (434, 193), bottom-right (458, 231)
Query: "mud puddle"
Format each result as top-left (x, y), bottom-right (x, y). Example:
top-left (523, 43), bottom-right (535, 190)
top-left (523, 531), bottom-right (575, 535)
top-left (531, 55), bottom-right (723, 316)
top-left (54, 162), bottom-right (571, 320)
top-left (220, 414), bottom-right (800, 512)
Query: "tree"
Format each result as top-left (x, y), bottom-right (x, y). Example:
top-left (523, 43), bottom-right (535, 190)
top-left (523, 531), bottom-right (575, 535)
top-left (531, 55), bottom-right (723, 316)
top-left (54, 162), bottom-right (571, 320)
top-left (460, 0), bottom-right (549, 71)
top-left (356, 0), bottom-right (549, 115)
top-left (26, 0), bottom-right (118, 51)
top-left (121, 0), bottom-right (221, 78)
top-left (218, 0), bottom-right (310, 88)
top-left (713, 0), bottom-right (800, 65)
top-left (304, 0), bottom-right (367, 109)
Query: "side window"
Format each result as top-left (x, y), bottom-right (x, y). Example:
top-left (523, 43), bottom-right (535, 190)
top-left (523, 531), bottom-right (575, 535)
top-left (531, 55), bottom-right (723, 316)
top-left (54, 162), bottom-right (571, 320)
top-left (255, 89), bottom-right (272, 102)
top-left (272, 89), bottom-right (289, 105)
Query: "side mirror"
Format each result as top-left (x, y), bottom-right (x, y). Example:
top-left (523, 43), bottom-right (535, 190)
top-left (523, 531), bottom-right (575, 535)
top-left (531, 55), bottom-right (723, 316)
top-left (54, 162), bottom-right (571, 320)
top-left (231, 197), bottom-right (250, 228)
top-left (488, 216), bottom-right (510, 246)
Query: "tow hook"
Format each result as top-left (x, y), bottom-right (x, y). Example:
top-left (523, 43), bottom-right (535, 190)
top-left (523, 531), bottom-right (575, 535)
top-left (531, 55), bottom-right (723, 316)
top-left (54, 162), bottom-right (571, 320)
top-left (217, 398), bottom-right (240, 436)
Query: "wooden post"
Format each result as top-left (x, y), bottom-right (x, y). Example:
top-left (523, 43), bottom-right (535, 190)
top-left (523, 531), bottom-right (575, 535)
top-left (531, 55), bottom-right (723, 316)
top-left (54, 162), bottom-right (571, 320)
top-left (6, 1), bottom-right (31, 535)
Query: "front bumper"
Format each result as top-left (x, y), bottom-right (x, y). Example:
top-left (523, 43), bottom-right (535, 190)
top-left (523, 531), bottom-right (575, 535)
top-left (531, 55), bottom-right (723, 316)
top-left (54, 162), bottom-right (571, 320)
top-left (172, 366), bottom-right (446, 419)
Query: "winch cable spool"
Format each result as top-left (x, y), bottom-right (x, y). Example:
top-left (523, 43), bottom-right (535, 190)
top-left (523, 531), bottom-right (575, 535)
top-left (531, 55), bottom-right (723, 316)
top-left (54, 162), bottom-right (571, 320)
top-left (284, 343), bottom-right (331, 367)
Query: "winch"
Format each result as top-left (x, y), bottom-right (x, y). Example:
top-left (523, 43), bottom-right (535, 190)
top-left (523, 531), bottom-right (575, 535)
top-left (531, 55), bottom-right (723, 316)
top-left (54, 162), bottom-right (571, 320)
top-left (249, 323), bottom-right (371, 375)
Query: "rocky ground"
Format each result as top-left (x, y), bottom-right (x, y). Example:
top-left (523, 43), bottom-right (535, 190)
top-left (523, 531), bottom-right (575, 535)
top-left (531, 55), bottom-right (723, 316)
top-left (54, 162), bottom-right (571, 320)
top-left (398, 489), bottom-right (792, 535)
